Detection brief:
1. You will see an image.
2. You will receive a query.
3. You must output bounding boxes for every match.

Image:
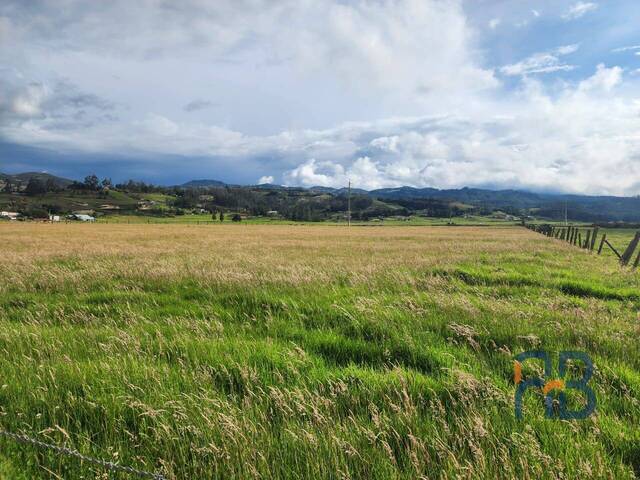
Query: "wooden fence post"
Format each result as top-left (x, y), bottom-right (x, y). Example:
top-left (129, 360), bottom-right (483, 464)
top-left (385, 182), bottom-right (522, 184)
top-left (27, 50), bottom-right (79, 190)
top-left (605, 238), bottom-right (622, 260)
top-left (597, 234), bottom-right (606, 255)
top-left (590, 227), bottom-right (599, 251)
top-left (584, 230), bottom-right (591, 249)
top-left (620, 231), bottom-right (640, 266)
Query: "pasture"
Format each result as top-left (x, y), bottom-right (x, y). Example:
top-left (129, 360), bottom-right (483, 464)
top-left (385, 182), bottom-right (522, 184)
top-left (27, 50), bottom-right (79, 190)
top-left (0, 224), bottom-right (638, 479)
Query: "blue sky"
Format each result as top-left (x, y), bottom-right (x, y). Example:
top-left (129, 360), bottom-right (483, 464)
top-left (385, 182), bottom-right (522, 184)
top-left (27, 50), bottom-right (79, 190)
top-left (1, 0), bottom-right (639, 194)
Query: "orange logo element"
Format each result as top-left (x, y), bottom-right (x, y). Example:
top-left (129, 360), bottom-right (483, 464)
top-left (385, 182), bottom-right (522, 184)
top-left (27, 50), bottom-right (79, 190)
top-left (513, 361), bottom-right (522, 384)
top-left (542, 379), bottom-right (565, 395)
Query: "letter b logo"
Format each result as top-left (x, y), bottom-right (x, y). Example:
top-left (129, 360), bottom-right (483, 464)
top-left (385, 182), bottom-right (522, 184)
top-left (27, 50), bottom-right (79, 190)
top-left (514, 350), bottom-right (596, 420)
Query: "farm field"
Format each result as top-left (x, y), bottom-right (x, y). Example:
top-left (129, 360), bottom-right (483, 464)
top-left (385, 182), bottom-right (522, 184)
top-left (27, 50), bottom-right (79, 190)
top-left (0, 224), bottom-right (639, 479)
top-left (97, 213), bottom-right (520, 226)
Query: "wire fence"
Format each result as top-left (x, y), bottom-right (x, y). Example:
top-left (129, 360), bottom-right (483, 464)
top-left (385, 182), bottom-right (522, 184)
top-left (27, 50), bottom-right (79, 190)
top-left (0, 429), bottom-right (166, 479)
top-left (525, 224), bottom-right (640, 268)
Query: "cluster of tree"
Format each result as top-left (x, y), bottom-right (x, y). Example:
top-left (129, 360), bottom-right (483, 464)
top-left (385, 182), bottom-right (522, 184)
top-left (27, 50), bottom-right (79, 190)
top-left (22, 174), bottom-right (114, 196)
top-left (69, 175), bottom-right (112, 191)
top-left (114, 179), bottom-right (162, 193)
top-left (24, 177), bottom-right (63, 196)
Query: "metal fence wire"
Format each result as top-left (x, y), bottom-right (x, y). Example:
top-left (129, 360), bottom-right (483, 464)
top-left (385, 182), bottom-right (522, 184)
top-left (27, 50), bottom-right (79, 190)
top-left (0, 429), bottom-right (166, 479)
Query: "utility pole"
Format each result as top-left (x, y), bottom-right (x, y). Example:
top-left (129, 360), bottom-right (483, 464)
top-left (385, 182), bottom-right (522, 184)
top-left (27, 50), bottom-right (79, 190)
top-left (347, 179), bottom-right (351, 227)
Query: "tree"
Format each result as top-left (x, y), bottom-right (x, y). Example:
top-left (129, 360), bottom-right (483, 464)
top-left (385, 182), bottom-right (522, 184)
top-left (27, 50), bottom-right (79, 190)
top-left (3, 180), bottom-right (12, 193)
top-left (231, 213), bottom-right (242, 222)
top-left (219, 211), bottom-right (224, 222)
top-left (83, 174), bottom-right (100, 191)
top-left (45, 178), bottom-right (57, 193)
top-left (25, 178), bottom-right (46, 196)
top-left (101, 178), bottom-right (112, 189)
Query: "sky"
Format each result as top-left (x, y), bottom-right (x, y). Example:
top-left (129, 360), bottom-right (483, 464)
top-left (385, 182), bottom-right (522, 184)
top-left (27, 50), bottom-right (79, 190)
top-left (1, 0), bottom-right (640, 194)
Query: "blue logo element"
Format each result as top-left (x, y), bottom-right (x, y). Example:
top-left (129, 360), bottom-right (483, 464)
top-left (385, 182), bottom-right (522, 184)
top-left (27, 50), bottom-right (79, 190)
top-left (513, 350), bottom-right (596, 420)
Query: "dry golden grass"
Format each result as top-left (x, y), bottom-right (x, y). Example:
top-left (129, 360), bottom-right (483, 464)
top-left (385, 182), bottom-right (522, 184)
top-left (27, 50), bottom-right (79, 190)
top-left (0, 223), bottom-right (609, 287)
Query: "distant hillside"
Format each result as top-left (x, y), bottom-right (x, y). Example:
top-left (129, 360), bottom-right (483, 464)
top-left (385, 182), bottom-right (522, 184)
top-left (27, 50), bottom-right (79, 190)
top-left (370, 186), bottom-right (640, 222)
top-left (309, 186), bottom-right (369, 196)
top-left (3, 170), bottom-right (640, 222)
top-left (0, 171), bottom-right (74, 188)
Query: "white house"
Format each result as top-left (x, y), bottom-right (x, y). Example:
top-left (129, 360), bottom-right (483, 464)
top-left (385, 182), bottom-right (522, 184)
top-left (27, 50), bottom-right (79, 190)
top-left (49, 215), bottom-right (61, 222)
top-left (71, 214), bottom-right (95, 222)
top-left (0, 211), bottom-right (19, 220)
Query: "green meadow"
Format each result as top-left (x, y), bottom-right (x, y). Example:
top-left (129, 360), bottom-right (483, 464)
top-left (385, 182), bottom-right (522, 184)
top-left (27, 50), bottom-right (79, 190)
top-left (0, 224), bottom-right (638, 479)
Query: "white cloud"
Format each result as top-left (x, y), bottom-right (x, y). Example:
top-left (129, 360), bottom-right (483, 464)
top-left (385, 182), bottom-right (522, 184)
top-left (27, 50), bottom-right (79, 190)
top-left (612, 45), bottom-right (640, 53)
top-left (500, 45), bottom-right (579, 76)
top-left (1, 1), bottom-right (640, 196)
top-left (258, 175), bottom-right (274, 184)
top-left (578, 64), bottom-right (623, 92)
top-left (562, 2), bottom-right (598, 20)
top-left (11, 83), bottom-right (48, 117)
top-left (2, 63), bottom-right (639, 195)
top-left (532, 9), bottom-right (540, 18)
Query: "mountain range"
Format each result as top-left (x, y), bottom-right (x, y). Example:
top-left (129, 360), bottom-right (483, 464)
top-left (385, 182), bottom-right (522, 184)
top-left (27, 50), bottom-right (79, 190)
top-left (2, 172), bottom-right (640, 222)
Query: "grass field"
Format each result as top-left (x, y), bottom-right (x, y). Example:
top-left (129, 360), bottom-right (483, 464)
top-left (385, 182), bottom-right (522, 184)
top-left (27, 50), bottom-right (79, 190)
top-left (0, 224), bottom-right (639, 479)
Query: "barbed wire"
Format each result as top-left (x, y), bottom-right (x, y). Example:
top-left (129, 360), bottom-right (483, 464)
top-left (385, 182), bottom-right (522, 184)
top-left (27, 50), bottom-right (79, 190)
top-left (0, 429), bottom-right (166, 479)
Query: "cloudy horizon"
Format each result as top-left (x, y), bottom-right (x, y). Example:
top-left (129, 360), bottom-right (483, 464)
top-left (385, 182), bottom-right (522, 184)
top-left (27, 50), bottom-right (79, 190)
top-left (1, 0), bottom-right (640, 195)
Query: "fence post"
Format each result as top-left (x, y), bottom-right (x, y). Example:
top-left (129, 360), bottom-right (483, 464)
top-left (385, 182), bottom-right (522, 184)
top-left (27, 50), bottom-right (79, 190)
top-left (605, 239), bottom-right (622, 260)
top-left (620, 231), bottom-right (640, 266)
top-left (590, 227), bottom-right (599, 251)
top-left (584, 230), bottom-right (591, 249)
top-left (597, 234), bottom-right (606, 255)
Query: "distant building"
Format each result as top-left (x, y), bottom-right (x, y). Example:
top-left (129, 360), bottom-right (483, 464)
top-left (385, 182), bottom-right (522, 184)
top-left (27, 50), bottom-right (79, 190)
top-left (49, 215), bottom-right (61, 222)
top-left (69, 214), bottom-right (95, 222)
top-left (267, 210), bottom-right (279, 216)
top-left (0, 211), bottom-right (19, 220)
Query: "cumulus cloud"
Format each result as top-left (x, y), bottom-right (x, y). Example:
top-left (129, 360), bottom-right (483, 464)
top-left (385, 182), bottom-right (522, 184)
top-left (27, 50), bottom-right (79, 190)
top-left (1, 64), bottom-right (639, 195)
top-left (500, 45), bottom-right (579, 76)
top-left (562, 2), bottom-right (598, 20)
top-left (578, 64), bottom-right (623, 92)
top-left (1, 1), bottom-right (639, 195)
top-left (258, 175), bottom-right (274, 184)
top-left (0, 74), bottom-right (114, 128)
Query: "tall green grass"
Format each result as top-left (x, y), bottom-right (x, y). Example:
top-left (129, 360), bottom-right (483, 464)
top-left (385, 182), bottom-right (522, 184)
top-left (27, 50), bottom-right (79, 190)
top-left (0, 225), bottom-right (638, 479)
